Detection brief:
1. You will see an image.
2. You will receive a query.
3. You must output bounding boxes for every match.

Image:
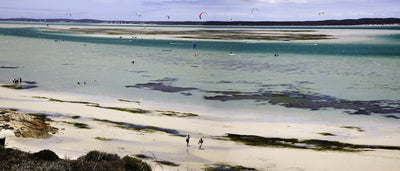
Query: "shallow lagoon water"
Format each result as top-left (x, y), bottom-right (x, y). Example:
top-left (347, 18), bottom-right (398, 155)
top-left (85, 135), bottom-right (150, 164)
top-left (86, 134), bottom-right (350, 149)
top-left (0, 24), bottom-right (400, 124)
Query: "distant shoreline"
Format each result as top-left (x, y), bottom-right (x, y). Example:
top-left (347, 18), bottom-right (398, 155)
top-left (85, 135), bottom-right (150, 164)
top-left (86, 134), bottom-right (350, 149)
top-left (1, 17), bottom-right (400, 26)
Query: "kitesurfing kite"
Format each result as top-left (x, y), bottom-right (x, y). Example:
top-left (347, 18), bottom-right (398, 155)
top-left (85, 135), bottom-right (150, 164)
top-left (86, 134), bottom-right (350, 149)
top-left (136, 12), bottom-right (142, 17)
top-left (251, 8), bottom-right (259, 14)
top-left (318, 11), bottom-right (325, 15)
top-left (191, 41), bottom-right (197, 50)
top-left (227, 17), bottom-right (232, 21)
top-left (199, 11), bottom-right (207, 20)
top-left (165, 15), bottom-right (170, 19)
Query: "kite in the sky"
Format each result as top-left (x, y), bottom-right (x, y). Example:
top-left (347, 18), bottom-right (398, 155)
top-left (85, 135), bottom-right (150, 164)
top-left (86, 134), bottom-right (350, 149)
top-left (199, 11), bottom-right (207, 20)
top-left (166, 15), bottom-right (170, 19)
top-left (192, 40), bottom-right (197, 50)
top-left (251, 8), bottom-right (259, 14)
top-left (136, 12), bottom-right (142, 17)
top-left (318, 11), bottom-right (325, 15)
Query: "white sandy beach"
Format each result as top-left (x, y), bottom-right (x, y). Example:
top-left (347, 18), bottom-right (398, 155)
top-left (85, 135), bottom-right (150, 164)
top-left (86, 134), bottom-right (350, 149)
top-left (1, 86), bottom-right (400, 170)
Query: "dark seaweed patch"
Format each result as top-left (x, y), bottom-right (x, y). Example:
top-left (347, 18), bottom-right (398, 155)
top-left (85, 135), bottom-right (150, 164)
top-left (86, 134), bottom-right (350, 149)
top-left (340, 126), bottom-right (365, 132)
top-left (151, 77), bottom-right (178, 82)
top-left (93, 119), bottom-right (184, 136)
top-left (205, 163), bottom-right (258, 171)
top-left (2, 84), bottom-right (38, 89)
top-left (0, 66), bottom-right (19, 69)
top-left (203, 90), bottom-right (400, 115)
top-left (126, 82), bottom-right (197, 93)
top-left (226, 133), bottom-right (400, 152)
top-left (384, 115), bottom-right (400, 119)
top-left (155, 160), bottom-right (180, 167)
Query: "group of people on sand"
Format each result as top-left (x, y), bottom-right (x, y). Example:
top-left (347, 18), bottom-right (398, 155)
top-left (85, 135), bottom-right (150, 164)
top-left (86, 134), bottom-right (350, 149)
top-left (12, 77), bottom-right (22, 84)
top-left (185, 135), bottom-right (204, 149)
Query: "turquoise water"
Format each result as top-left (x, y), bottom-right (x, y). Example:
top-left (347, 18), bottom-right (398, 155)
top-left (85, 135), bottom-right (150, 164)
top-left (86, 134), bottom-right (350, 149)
top-left (1, 24), bottom-right (400, 122)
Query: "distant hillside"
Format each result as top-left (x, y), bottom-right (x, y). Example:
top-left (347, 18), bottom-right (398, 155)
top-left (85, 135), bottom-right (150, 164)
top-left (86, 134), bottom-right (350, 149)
top-left (1, 18), bottom-right (400, 26)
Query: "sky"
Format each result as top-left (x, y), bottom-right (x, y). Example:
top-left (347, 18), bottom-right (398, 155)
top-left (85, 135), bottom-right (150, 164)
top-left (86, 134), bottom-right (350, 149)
top-left (0, 0), bottom-right (399, 21)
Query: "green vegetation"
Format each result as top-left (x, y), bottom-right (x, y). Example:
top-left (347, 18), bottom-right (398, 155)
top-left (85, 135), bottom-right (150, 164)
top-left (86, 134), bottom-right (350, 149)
top-left (61, 121), bottom-right (90, 129)
top-left (155, 110), bottom-right (198, 117)
top-left (32, 96), bottom-right (49, 99)
top-left (28, 113), bottom-right (48, 119)
top-left (205, 163), bottom-right (258, 171)
top-left (118, 99), bottom-right (140, 104)
top-left (155, 160), bottom-right (180, 167)
top-left (0, 148), bottom-right (152, 171)
top-left (340, 126), bottom-right (365, 132)
top-left (48, 98), bottom-right (99, 106)
top-left (226, 133), bottom-right (400, 152)
top-left (2, 84), bottom-right (23, 89)
top-left (318, 132), bottom-right (336, 136)
top-left (123, 155), bottom-right (152, 171)
top-left (44, 97), bottom-right (151, 114)
top-left (93, 119), bottom-right (181, 136)
top-left (94, 137), bottom-right (112, 141)
top-left (134, 154), bottom-right (152, 159)
top-left (33, 97), bottom-right (199, 118)
top-left (71, 115), bottom-right (81, 119)
top-left (102, 107), bottom-right (150, 114)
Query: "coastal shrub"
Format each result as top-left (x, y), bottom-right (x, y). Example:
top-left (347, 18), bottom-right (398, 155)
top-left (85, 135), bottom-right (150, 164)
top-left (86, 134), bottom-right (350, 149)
top-left (73, 150), bottom-right (125, 170)
top-left (0, 148), bottom-right (152, 171)
top-left (71, 115), bottom-right (81, 119)
top-left (33, 149), bottom-right (60, 161)
top-left (123, 155), bottom-right (152, 171)
top-left (73, 122), bottom-right (90, 129)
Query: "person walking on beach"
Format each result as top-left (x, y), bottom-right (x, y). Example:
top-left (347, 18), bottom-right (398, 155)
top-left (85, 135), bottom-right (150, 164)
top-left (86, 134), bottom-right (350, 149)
top-left (198, 138), bottom-right (203, 149)
top-left (185, 135), bottom-right (190, 146)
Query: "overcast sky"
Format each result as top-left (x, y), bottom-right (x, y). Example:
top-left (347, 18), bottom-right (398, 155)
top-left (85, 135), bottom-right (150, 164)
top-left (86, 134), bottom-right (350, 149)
top-left (0, 0), bottom-right (399, 21)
